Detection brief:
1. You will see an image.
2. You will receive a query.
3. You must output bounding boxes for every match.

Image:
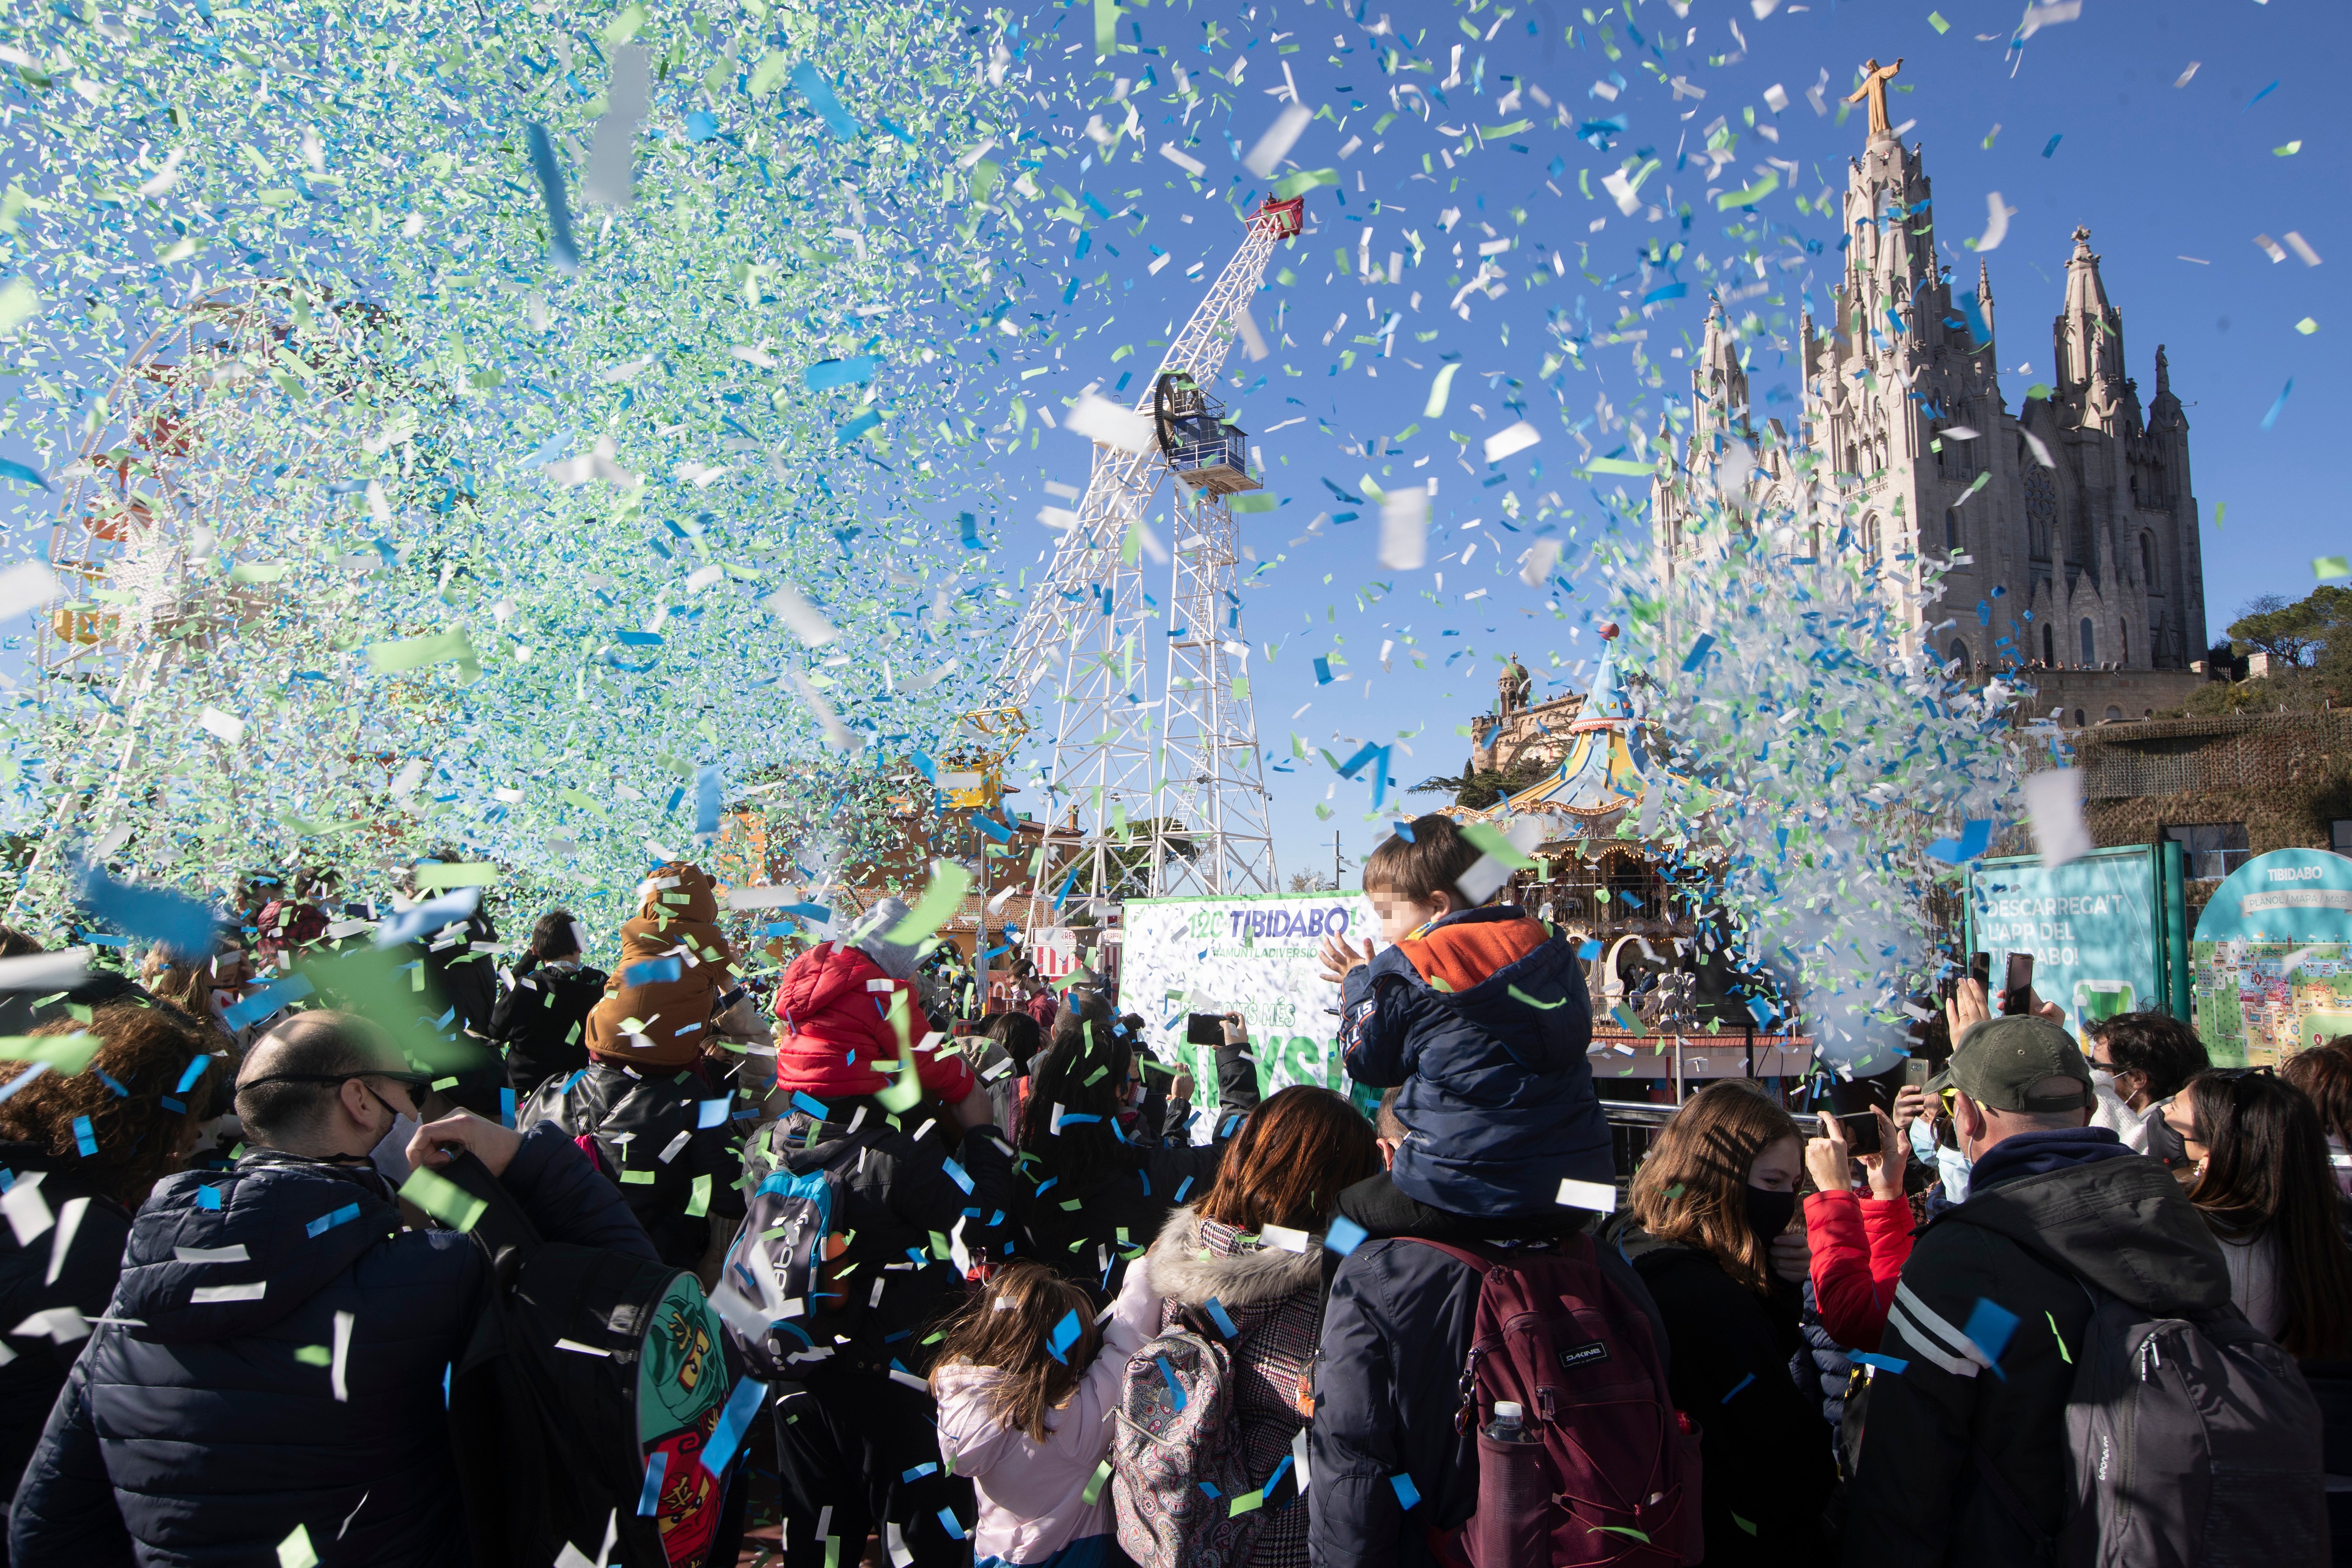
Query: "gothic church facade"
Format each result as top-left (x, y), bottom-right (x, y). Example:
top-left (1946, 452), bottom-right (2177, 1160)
top-left (1655, 117), bottom-right (2206, 679)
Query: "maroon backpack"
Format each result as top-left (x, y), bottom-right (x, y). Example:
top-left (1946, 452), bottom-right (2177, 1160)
top-left (1408, 1233), bottom-right (1703, 1568)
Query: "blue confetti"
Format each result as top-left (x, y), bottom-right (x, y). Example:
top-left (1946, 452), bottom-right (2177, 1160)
top-left (174, 1056), bottom-right (209, 1094)
top-left (221, 974), bottom-right (316, 1031)
top-left (0, 456), bottom-right (49, 491)
top-left (636, 1450), bottom-right (669, 1516)
top-left (2261, 378), bottom-right (2294, 432)
top-left (71, 1115), bottom-right (96, 1157)
top-left (74, 862), bottom-right (216, 960)
top-left (901, 1462), bottom-right (938, 1484)
top-left (697, 1098), bottom-right (731, 1129)
top-left (1680, 631), bottom-right (1716, 672)
top-left (523, 122), bottom-right (579, 275)
top-left (1157, 1354), bottom-right (1187, 1412)
top-left (942, 1158), bottom-right (973, 1194)
top-left (701, 1375), bottom-right (768, 1474)
top-left (791, 1091), bottom-right (830, 1121)
top-left (695, 765), bottom-right (722, 838)
top-left (195, 1184), bottom-right (222, 1210)
top-left (1963, 1297), bottom-right (2021, 1374)
top-left (1324, 1216), bottom-right (1369, 1257)
top-left (790, 61), bottom-right (863, 140)
top-left (621, 956), bottom-right (683, 986)
top-left (306, 1202), bottom-right (362, 1239)
top-left (1390, 1473), bottom-right (1421, 1510)
top-left (1047, 1308), bottom-right (1083, 1364)
top-left (2041, 133), bottom-right (2061, 158)
top-left (937, 1507), bottom-right (966, 1541)
top-left (1720, 1372), bottom-right (1756, 1404)
top-left (1203, 1298), bottom-right (1239, 1339)
top-left (805, 354), bottom-right (881, 392)
top-left (1850, 1351), bottom-right (1909, 1373)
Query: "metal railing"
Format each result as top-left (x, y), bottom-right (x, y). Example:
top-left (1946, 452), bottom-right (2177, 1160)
top-left (1601, 1100), bottom-right (1825, 1186)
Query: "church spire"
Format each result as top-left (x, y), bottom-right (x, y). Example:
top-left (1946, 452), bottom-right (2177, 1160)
top-left (2056, 225), bottom-right (2131, 430)
top-left (1692, 295), bottom-right (1750, 435)
top-left (2148, 342), bottom-right (2187, 435)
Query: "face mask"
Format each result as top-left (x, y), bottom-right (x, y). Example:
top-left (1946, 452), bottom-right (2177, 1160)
top-left (369, 1111), bottom-right (420, 1186)
top-left (1742, 1184), bottom-right (1798, 1244)
top-left (2090, 1067), bottom-right (2117, 1092)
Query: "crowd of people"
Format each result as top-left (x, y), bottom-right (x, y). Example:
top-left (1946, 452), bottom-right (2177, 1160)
top-left (0, 819), bottom-right (2343, 1567)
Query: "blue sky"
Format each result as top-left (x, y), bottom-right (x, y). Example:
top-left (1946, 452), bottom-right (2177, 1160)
top-left (971, 0), bottom-right (2347, 884)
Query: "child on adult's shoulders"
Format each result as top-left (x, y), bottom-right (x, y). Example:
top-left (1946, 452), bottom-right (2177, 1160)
top-left (1316, 813), bottom-right (1611, 1231)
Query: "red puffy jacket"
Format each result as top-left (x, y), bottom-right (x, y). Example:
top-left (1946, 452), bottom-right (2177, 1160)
top-left (773, 940), bottom-right (977, 1106)
top-left (1803, 1189), bottom-right (1916, 1352)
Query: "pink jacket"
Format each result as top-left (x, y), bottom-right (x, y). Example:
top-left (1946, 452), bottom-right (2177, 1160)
top-left (934, 1258), bottom-right (1159, 1564)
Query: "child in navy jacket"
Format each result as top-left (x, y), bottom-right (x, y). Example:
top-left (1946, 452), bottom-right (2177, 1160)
top-left (1317, 813), bottom-right (1611, 1220)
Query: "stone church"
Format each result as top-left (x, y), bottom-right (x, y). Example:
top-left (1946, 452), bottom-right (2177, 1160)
top-left (1652, 100), bottom-right (2208, 705)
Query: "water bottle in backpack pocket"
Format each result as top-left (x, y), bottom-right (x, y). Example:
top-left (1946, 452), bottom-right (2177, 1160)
top-left (1410, 1234), bottom-right (1703, 1568)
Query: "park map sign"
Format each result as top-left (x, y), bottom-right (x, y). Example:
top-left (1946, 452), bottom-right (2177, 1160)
top-left (2190, 849), bottom-right (2352, 1068)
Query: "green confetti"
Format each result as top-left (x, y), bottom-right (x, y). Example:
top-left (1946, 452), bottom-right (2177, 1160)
top-left (399, 1166), bottom-right (488, 1231)
top-left (0, 1033), bottom-right (101, 1074)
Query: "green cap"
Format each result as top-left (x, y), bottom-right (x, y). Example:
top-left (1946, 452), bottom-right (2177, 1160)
top-left (1928, 1014), bottom-right (2093, 1113)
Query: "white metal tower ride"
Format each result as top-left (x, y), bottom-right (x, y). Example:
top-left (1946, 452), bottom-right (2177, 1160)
top-left (994, 196), bottom-right (1301, 906)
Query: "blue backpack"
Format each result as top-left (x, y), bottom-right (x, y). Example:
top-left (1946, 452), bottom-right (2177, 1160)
top-left (710, 1121), bottom-right (866, 1377)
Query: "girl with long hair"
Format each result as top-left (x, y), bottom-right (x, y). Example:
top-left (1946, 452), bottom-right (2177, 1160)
top-left (1612, 1081), bottom-right (1837, 1565)
top-left (933, 1258), bottom-right (1161, 1568)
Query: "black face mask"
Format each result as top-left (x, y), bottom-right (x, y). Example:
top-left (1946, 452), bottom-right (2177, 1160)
top-left (1743, 1184), bottom-right (1798, 1244)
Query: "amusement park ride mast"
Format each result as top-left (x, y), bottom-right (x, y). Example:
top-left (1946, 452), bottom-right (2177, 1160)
top-left (990, 194), bottom-right (1302, 906)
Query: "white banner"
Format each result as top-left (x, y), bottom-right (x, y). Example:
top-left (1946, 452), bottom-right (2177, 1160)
top-left (1119, 891), bottom-right (1377, 1103)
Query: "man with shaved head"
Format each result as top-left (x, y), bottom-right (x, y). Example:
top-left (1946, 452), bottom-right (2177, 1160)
top-left (10, 1010), bottom-right (657, 1567)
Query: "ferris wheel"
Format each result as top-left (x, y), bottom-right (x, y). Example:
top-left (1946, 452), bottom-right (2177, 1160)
top-left (11, 277), bottom-right (419, 930)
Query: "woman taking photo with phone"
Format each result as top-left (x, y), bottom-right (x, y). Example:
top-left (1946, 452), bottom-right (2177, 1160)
top-left (1803, 1103), bottom-right (1913, 1351)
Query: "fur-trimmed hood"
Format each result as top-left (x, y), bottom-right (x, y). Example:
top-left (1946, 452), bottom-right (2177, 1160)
top-left (1146, 1203), bottom-right (1323, 1308)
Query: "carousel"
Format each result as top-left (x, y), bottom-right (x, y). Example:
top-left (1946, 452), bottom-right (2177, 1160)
top-left (1446, 627), bottom-right (1812, 1097)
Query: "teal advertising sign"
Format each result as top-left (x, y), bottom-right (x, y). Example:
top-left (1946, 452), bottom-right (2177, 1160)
top-left (2191, 849), bottom-right (2352, 1067)
top-left (1966, 845), bottom-right (2189, 1041)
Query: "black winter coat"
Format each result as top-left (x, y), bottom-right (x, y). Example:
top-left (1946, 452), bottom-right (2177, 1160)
top-left (519, 1062), bottom-right (744, 1270)
top-left (490, 958), bottom-right (608, 1097)
top-left (1011, 1040), bottom-right (1258, 1301)
top-left (1306, 1176), bottom-right (1665, 1568)
top-left (0, 1144), bottom-right (132, 1529)
top-left (762, 1098), bottom-right (1018, 1379)
top-left (1615, 1228), bottom-right (1838, 1565)
top-left (1841, 1130), bottom-right (2233, 1568)
top-left (6, 1124), bottom-right (654, 1568)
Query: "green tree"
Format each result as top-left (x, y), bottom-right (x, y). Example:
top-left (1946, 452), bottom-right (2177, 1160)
top-left (1411, 756), bottom-right (1555, 810)
top-left (2229, 588), bottom-right (2352, 667)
